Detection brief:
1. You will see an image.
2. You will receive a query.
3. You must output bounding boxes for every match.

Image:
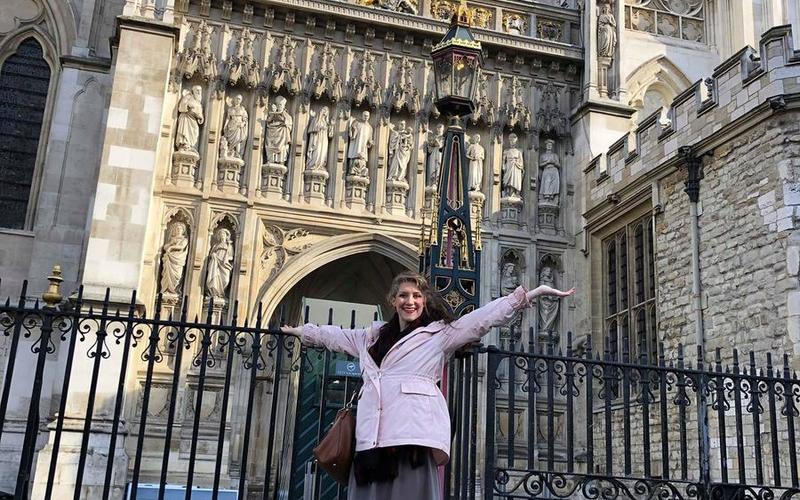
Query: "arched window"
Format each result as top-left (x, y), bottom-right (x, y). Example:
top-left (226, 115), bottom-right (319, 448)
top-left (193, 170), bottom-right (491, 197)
top-left (0, 38), bottom-right (52, 229)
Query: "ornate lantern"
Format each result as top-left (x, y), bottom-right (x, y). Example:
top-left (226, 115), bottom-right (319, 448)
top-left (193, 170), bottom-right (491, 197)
top-left (420, 1), bottom-right (483, 318)
top-left (431, 2), bottom-right (484, 118)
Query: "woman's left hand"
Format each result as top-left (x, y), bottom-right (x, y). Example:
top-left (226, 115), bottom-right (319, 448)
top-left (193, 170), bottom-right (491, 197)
top-left (526, 285), bottom-right (576, 301)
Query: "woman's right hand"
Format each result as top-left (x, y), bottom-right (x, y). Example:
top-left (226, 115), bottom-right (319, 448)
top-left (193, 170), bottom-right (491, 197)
top-left (281, 325), bottom-right (302, 337)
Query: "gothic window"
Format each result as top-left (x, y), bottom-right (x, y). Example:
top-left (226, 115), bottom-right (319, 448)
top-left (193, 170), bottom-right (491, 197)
top-left (0, 38), bottom-right (52, 230)
top-left (624, 0), bottom-right (705, 43)
top-left (603, 214), bottom-right (658, 366)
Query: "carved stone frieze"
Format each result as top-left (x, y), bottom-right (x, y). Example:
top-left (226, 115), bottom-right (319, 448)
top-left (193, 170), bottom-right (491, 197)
top-left (348, 51), bottom-right (382, 111)
top-left (470, 71), bottom-right (496, 129)
top-left (261, 225), bottom-right (320, 282)
top-left (266, 36), bottom-right (302, 95)
top-left (177, 20), bottom-right (218, 83)
top-left (500, 76), bottom-right (532, 132)
top-left (536, 81), bottom-right (571, 148)
top-left (224, 27), bottom-right (261, 89)
top-left (305, 42), bottom-right (344, 104)
top-left (385, 56), bottom-right (420, 115)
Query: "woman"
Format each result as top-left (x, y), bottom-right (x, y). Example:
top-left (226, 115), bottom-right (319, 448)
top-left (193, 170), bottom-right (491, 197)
top-left (281, 271), bottom-right (575, 499)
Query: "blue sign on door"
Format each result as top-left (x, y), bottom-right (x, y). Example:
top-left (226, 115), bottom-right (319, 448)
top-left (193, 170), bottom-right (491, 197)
top-left (333, 360), bottom-right (360, 377)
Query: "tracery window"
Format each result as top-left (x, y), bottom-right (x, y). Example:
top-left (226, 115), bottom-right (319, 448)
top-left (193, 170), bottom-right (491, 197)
top-left (0, 38), bottom-right (51, 230)
top-left (603, 214), bottom-right (658, 369)
top-left (624, 0), bottom-right (705, 43)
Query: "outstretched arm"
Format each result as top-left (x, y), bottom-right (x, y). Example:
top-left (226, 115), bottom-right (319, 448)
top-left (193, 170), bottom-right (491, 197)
top-left (281, 324), bottom-right (367, 358)
top-left (440, 285), bottom-right (575, 354)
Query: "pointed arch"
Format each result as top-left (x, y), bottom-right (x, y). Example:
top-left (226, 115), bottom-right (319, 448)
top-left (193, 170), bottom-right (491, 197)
top-left (625, 56), bottom-right (692, 123)
top-left (252, 232), bottom-right (418, 320)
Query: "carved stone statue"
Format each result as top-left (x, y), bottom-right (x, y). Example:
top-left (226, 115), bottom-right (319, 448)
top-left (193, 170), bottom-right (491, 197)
top-left (426, 124), bottom-right (445, 187)
top-left (205, 227), bottom-right (234, 300)
top-left (502, 133), bottom-right (525, 199)
top-left (538, 265), bottom-right (559, 332)
top-left (538, 139), bottom-right (561, 207)
top-left (500, 262), bottom-right (519, 296)
top-left (467, 134), bottom-right (485, 191)
top-left (378, 0), bottom-right (417, 14)
top-left (505, 14), bottom-right (526, 35)
top-left (160, 221), bottom-right (189, 295)
top-left (597, 3), bottom-right (617, 59)
top-left (387, 120), bottom-right (413, 182)
top-left (305, 106), bottom-right (333, 171)
top-left (222, 94), bottom-right (249, 160)
top-left (348, 110), bottom-right (374, 177)
top-left (266, 96), bottom-right (293, 165)
top-left (175, 85), bottom-right (204, 153)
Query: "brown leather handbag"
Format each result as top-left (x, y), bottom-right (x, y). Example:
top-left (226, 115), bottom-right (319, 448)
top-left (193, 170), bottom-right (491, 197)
top-left (313, 388), bottom-right (359, 485)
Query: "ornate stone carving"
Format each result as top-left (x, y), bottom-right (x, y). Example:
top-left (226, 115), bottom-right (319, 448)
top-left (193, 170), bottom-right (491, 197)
top-left (430, 1), bottom-right (491, 28)
top-left (205, 227), bottom-right (234, 300)
top-left (537, 19), bottom-right (563, 41)
top-left (360, 0), bottom-right (417, 14)
top-left (160, 221), bottom-right (189, 297)
top-left (177, 20), bottom-right (217, 82)
top-left (538, 264), bottom-right (560, 334)
top-left (267, 36), bottom-right (301, 95)
top-left (265, 95), bottom-right (293, 165)
top-left (221, 94), bottom-right (249, 160)
top-left (597, 2), bottom-right (617, 98)
top-left (499, 252), bottom-right (524, 342)
top-left (261, 225), bottom-right (318, 281)
top-left (536, 81), bottom-right (570, 143)
top-left (348, 51), bottom-right (382, 110)
top-left (225, 27), bottom-right (260, 88)
top-left (467, 133), bottom-right (485, 192)
top-left (500, 76), bottom-right (532, 132)
top-left (386, 57), bottom-right (420, 115)
top-left (502, 133), bottom-right (524, 200)
top-left (305, 42), bottom-right (343, 104)
top-left (431, 0), bottom-right (456, 20)
top-left (175, 85), bottom-right (205, 154)
top-left (425, 124), bottom-right (445, 188)
top-left (347, 110), bottom-right (374, 177)
top-left (538, 138), bottom-right (561, 208)
top-left (387, 120), bottom-right (413, 182)
top-left (304, 106), bottom-right (333, 200)
top-left (470, 71), bottom-right (496, 129)
top-left (502, 12), bottom-right (528, 35)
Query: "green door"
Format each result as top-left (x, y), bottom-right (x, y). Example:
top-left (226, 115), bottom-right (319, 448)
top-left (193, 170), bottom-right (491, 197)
top-left (288, 299), bottom-right (381, 500)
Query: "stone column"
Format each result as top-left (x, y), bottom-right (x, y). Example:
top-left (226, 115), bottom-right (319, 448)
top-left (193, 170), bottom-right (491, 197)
top-left (31, 17), bottom-right (177, 500)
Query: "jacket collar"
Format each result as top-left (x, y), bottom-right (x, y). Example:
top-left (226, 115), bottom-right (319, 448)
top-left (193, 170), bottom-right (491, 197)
top-left (378, 320), bottom-right (447, 366)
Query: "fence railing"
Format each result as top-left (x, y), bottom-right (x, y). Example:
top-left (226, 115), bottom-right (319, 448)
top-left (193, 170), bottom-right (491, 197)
top-left (3, 270), bottom-right (800, 500)
top-left (483, 332), bottom-right (800, 500)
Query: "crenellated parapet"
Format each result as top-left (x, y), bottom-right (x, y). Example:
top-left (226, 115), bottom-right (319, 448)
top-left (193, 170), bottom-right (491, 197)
top-left (584, 25), bottom-right (800, 212)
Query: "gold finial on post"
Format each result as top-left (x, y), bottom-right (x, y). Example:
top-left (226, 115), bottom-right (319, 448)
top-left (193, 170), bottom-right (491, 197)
top-left (42, 264), bottom-right (64, 308)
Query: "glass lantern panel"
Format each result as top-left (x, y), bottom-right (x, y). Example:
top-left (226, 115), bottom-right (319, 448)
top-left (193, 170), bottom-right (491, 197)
top-left (435, 58), bottom-right (452, 99)
top-left (453, 54), bottom-right (475, 99)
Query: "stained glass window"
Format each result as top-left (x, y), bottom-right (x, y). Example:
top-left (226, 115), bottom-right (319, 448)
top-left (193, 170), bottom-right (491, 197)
top-left (0, 38), bottom-right (51, 229)
top-left (624, 0), bottom-right (705, 43)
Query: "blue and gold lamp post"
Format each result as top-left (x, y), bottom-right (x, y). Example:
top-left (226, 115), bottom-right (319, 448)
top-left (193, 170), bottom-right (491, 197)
top-left (420, 2), bottom-right (483, 317)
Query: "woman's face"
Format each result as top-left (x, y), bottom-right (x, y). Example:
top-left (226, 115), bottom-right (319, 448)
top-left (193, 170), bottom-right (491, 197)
top-left (391, 281), bottom-right (425, 328)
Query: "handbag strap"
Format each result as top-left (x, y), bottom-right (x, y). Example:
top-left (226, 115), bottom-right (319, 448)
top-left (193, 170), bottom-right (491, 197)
top-left (344, 368), bottom-right (365, 410)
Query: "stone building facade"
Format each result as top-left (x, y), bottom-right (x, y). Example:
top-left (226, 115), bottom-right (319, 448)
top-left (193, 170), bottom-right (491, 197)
top-left (1, 0), bottom-right (800, 497)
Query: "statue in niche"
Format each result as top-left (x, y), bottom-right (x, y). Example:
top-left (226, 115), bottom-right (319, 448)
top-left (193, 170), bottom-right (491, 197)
top-left (467, 134), bottom-right (485, 191)
top-left (502, 133), bottom-right (524, 199)
top-left (500, 262), bottom-right (520, 296)
top-left (205, 227), bottom-right (234, 300)
top-left (175, 85), bottom-right (204, 153)
top-left (377, 0), bottom-right (417, 14)
top-left (160, 221), bottom-right (189, 295)
top-left (305, 106), bottom-right (333, 171)
top-left (266, 96), bottom-right (293, 165)
top-left (222, 94), bottom-right (248, 160)
top-left (538, 138), bottom-right (561, 207)
top-left (597, 3), bottom-right (617, 59)
top-left (425, 124), bottom-right (445, 187)
top-left (387, 120), bottom-right (413, 182)
top-left (347, 110), bottom-right (374, 177)
top-left (538, 265), bottom-right (559, 333)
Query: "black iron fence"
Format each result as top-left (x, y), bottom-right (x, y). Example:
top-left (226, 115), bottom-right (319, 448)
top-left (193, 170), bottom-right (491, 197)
top-left (2, 272), bottom-right (800, 500)
top-left (483, 331), bottom-right (800, 500)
